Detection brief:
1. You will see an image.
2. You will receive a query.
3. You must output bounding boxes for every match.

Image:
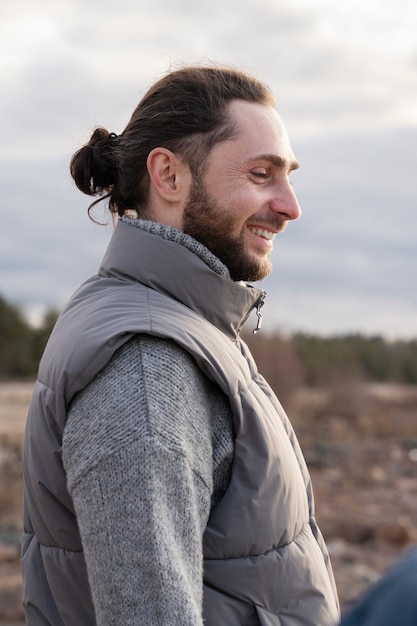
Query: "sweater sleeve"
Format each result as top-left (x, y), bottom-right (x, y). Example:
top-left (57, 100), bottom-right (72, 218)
top-left (62, 335), bottom-right (232, 626)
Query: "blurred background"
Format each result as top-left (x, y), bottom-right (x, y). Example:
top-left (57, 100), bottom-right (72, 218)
top-left (1, 0), bottom-right (416, 622)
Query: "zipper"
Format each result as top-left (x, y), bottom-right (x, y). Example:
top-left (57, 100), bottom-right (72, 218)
top-left (253, 295), bottom-right (265, 334)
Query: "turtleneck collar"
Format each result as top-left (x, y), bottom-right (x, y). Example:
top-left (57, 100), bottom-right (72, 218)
top-left (121, 216), bottom-right (231, 278)
top-left (99, 218), bottom-right (266, 340)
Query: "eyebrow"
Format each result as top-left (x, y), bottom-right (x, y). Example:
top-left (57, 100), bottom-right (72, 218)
top-left (256, 153), bottom-right (300, 172)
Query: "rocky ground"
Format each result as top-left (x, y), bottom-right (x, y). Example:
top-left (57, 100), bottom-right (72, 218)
top-left (1, 380), bottom-right (417, 623)
top-left (290, 382), bottom-right (417, 614)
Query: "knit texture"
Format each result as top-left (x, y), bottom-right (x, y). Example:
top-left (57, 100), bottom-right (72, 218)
top-left (63, 335), bottom-right (234, 625)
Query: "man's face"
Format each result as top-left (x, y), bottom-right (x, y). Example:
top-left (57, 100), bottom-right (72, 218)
top-left (182, 99), bottom-right (301, 282)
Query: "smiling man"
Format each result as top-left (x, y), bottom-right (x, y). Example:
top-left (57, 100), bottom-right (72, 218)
top-left (22, 65), bottom-right (340, 625)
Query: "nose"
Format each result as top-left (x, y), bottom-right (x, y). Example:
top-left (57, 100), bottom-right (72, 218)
top-left (269, 180), bottom-right (302, 221)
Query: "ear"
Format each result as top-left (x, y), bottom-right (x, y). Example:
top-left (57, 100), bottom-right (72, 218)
top-left (145, 148), bottom-right (192, 229)
top-left (146, 148), bottom-right (189, 202)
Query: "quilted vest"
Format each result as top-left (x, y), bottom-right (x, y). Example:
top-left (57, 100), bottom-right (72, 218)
top-left (22, 220), bottom-right (339, 625)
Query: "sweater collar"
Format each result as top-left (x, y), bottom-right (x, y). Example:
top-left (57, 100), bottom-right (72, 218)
top-left (99, 219), bottom-right (266, 340)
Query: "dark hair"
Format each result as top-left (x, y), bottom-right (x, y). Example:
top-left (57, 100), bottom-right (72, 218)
top-left (70, 65), bottom-right (275, 218)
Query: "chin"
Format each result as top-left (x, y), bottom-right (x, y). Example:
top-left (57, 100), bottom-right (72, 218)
top-left (234, 260), bottom-right (272, 283)
top-left (249, 255), bottom-right (272, 281)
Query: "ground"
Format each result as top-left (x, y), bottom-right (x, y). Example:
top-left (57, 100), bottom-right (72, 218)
top-left (1, 380), bottom-right (416, 623)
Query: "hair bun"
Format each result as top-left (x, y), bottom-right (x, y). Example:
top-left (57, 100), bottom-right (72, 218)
top-left (70, 127), bottom-right (119, 196)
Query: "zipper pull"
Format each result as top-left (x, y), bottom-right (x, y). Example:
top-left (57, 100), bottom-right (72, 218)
top-left (253, 298), bottom-right (264, 334)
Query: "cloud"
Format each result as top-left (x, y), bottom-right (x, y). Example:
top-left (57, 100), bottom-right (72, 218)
top-left (2, 0), bottom-right (416, 158)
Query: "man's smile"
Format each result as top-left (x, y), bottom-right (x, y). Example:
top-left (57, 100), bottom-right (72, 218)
top-left (248, 226), bottom-right (276, 241)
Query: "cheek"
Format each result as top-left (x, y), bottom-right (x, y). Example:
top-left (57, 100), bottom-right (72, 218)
top-left (206, 168), bottom-right (247, 198)
top-left (230, 188), bottom-right (261, 220)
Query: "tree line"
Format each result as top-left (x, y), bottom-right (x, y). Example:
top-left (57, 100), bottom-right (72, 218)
top-left (1, 293), bottom-right (417, 388)
top-left (0, 295), bottom-right (59, 379)
top-left (244, 331), bottom-right (417, 399)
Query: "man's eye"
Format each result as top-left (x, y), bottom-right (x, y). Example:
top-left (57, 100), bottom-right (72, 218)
top-left (251, 170), bottom-right (268, 179)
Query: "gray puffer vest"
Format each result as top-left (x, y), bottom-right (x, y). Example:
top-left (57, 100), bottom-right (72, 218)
top-left (22, 220), bottom-right (339, 625)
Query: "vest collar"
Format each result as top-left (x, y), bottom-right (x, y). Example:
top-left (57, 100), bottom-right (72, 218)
top-left (99, 219), bottom-right (266, 340)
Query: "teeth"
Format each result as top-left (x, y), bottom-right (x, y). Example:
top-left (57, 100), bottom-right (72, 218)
top-left (249, 227), bottom-right (275, 241)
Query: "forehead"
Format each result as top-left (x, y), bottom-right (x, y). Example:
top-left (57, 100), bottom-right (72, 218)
top-left (223, 99), bottom-right (297, 169)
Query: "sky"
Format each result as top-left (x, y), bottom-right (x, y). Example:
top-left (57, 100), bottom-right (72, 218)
top-left (1, 0), bottom-right (416, 338)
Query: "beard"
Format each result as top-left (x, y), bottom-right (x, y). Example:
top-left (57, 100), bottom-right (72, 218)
top-left (182, 179), bottom-right (274, 282)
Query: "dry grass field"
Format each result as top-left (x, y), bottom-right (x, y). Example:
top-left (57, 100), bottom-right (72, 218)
top-left (1, 380), bottom-right (417, 622)
top-left (0, 382), bottom-right (30, 624)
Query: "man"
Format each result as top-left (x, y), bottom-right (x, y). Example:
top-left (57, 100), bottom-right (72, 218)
top-left (22, 65), bottom-right (340, 625)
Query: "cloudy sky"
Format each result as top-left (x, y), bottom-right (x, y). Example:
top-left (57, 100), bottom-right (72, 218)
top-left (1, 0), bottom-right (416, 337)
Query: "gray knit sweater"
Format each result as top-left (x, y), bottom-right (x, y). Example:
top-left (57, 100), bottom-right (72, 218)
top-left (62, 220), bottom-right (235, 625)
